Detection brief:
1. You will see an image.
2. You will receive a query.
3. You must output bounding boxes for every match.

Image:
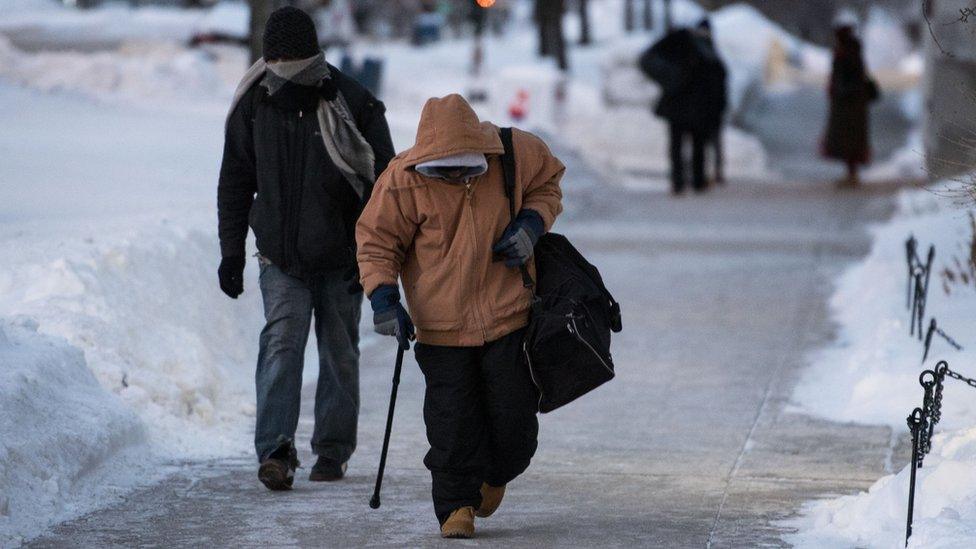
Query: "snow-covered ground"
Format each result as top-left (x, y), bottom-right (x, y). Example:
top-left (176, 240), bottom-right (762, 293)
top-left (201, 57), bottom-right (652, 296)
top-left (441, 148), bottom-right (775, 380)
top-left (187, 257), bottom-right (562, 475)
top-left (792, 188), bottom-right (976, 429)
top-left (787, 183), bottom-right (976, 548)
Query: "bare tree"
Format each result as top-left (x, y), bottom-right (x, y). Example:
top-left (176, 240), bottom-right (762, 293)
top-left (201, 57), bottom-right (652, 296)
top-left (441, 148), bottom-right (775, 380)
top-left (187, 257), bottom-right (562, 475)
top-left (624, 0), bottom-right (635, 32)
top-left (578, 0), bottom-right (591, 45)
top-left (534, 0), bottom-right (568, 70)
top-left (642, 0), bottom-right (653, 30)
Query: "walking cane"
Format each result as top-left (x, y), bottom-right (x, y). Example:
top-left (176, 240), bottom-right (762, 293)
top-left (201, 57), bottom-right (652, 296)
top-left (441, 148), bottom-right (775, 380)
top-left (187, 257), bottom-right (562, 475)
top-left (370, 344), bottom-right (406, 509)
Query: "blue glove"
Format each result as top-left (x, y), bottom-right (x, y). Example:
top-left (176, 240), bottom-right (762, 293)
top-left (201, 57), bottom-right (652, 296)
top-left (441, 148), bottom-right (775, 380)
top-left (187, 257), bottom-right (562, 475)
top-left (370, 285), bottom-right (415, 350)
top-left (492, 209), bottom-right (544, 268)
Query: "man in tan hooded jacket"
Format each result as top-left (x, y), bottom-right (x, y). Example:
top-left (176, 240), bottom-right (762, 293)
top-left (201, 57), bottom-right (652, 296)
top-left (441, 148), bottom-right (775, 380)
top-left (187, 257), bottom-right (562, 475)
top-left (357, 94), bottom-right (564, 538)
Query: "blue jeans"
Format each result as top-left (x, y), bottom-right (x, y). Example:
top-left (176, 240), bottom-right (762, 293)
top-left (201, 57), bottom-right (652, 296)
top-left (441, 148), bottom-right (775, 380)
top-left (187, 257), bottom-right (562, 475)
top-left (255, 263), bottom-right (362, 463)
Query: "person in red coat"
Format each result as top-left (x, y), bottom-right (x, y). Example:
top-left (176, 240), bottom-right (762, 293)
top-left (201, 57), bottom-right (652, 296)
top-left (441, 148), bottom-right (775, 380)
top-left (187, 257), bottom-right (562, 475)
top-left (822, 24), bottom-right (879, 187)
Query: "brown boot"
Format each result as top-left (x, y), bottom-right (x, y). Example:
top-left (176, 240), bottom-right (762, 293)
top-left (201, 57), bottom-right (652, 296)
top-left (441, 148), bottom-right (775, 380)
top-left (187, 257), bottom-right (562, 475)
top-left (440, 507), bottom-right (475, 539)
top-left (475, 483), bottom-right (506, 518)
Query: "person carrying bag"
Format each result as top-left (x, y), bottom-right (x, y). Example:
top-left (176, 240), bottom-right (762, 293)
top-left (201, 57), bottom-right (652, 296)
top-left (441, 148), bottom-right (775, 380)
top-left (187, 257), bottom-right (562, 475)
top-left (356, 94), bottom-right (563, 539)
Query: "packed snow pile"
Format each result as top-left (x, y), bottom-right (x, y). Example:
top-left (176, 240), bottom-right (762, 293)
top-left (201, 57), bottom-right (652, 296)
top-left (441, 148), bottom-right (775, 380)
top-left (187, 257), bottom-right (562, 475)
top-left (787, 183), bottom-right (976, 547)
top-left (788, 426), bottom-right (976, 548)
top-left (0, 75), bottom-right (263, 542)
top-left (863, 127), bottom-right (927, 183)
top-left (0, 319), bottom-right (148, 546)
top-left (0, 35), bottom-right (243, 110)
top-left (0, 223), bottom-right (262, 457)
top-left (0, 217), bottom-right (265, 545)
top-left (0, 1), bottom-right (247, 49)
top-left (792, 188), bottom-right (976, 429)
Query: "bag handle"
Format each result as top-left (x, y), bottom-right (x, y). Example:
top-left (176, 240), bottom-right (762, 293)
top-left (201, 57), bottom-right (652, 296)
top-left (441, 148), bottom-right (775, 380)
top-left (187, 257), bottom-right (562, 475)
top-left (499, 127), bottom-right (535, 290)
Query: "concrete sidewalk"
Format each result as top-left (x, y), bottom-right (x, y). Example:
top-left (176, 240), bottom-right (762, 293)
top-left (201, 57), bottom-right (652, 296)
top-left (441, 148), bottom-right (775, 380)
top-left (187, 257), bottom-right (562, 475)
top-left (29, 146), bottom-right (911, 548)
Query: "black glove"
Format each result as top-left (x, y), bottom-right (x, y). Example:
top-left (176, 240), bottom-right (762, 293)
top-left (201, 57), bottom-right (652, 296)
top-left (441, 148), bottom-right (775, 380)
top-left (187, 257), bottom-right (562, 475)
top-left (218, 256), bottom-right (245, 299)
top-left (492, 209), bottom-right (544, 267)
top-left (369, 284), bottom-right (415, 350)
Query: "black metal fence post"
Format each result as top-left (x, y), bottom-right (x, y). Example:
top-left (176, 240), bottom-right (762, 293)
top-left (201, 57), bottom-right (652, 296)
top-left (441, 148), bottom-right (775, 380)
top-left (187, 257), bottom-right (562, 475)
top-left (906, 407), bottom-right (924, 546)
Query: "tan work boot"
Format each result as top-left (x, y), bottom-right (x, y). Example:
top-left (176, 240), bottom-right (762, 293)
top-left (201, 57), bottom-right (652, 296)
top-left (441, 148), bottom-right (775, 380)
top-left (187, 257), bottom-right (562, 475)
top-left (440, 507), bottom-right (475, 539)
top-left (475, 483), bottom-right (506, 518)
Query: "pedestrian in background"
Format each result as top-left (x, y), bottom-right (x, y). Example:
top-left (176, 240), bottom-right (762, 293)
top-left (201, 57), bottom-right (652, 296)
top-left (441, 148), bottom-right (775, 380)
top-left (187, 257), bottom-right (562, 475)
top-left (640, 18), bottom-right (727, 195)
top-left (357, 94), bottom-right (564, 539)
top-left (217, 6), bottom-right (395, 490)
top-left (694, 19), bottom-right (728, 186)
top-left (822, 21), bottom-right (879, 188)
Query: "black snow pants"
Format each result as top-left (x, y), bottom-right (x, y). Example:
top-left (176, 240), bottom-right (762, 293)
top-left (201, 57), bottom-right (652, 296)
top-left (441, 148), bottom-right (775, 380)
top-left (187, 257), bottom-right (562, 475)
top-left (414, 327), bottom-right (539, 524)
top-left (669, 122), bottom-right (707, 193)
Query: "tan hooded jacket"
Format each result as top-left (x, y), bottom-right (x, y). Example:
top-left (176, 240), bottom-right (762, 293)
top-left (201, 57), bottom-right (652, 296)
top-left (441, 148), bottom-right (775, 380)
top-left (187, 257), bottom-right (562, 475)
top-left (356, 94), bottom-right (565, 347)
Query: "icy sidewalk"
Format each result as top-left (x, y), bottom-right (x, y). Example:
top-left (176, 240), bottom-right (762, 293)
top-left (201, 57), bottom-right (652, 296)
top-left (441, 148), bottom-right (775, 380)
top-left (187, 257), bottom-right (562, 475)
top-left (24, 137), bottom-right (913, 546)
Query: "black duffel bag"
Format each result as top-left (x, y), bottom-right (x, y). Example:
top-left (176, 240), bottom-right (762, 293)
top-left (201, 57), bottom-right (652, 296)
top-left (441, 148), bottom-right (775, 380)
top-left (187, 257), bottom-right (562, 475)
top-left (499, 128), bottom-right (623, 413)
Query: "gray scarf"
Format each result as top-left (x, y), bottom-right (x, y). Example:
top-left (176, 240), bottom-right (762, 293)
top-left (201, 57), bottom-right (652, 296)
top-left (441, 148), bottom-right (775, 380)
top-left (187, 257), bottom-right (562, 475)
top-left (227, 53), bottom-right (375, 200)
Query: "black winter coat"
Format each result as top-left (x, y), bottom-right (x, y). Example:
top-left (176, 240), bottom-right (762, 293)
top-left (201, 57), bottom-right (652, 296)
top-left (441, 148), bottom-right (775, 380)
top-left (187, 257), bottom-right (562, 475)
top-left (218, 65), bottom-right (395, 281)
top-left (639, 30), bottom-right (727, 133)
top-left (822, 37), bottom-right (876, 164)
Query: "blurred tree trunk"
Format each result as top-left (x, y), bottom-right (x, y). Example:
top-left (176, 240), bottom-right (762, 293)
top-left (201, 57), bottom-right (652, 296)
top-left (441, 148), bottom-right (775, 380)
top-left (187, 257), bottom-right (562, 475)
top-left (248, 0), bottom-right (273, 62)
top-left (534, 0), bottom-right (568, 70)
top-left (624, 0), bottom-right (635, 32)
top-left (536, 0), bottom-right (551, 56)
top-left (663, 0), bottom-right (673, 32)
top-left (578, 0), bottom-right (591, 45)
top-left (550, 0), bottom-right (568, 71)
top-left (641, 0), bottom-right (653, 30)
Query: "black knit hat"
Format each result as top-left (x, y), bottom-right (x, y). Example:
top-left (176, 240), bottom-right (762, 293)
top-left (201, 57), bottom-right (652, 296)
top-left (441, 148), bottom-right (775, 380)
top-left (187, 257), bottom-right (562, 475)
top-left (263, 6), bottom-right (319, 61)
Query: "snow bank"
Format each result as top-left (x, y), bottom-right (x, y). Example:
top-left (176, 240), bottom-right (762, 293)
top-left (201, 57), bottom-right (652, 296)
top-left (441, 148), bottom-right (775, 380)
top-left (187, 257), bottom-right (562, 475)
top-left (0, 220), bottom-right (262, 462)
top-left (0, 319), bottom-right (149, 546)
top-left (0, 48), bottom-right (261, 540)
top-left (791, 188), bottom-right (976, 430)
top-left (0, 215), bottom-right (264, 544)
top-left (863, 127), bottom-right (927, 183)
top-left (0, 1), bottom-right (248, 47)
top-left (787, 183), bottom-right (976, 547)
top-left (787, 426), bottom-right (976, 548)
top-left (0, 35), bottom-right (244, 111)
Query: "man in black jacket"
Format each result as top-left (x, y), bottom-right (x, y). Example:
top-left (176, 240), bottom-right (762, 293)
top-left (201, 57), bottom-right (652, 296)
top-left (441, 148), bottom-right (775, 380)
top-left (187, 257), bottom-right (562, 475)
top-left (640, 19), bottom-right (727, 194)
top-left (217, 6), bottom-right (395, 491)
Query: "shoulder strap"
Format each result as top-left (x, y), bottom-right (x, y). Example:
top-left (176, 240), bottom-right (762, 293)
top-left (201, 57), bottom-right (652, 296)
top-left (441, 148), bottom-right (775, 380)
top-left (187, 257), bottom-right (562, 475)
top-left (498, 127), bottom-right (535, 290)
top-left (499, 127), bottom-right (517, 222)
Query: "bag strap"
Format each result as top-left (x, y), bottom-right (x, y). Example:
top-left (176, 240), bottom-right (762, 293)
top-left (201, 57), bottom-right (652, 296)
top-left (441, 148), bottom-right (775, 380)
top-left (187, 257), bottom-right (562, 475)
top-left (499, 127), bottom-right (535, 290)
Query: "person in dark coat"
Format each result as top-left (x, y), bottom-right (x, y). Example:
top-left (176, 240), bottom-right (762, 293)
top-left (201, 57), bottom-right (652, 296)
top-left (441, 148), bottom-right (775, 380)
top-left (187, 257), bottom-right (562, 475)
top-left (217, 6), bottom-right (395, 490)
top-left (640, 19), bottom-right (727, 194)
top-left (695, 19), bottom-right (728, 186)
top-left (822, 24), bottom-right (878, 187)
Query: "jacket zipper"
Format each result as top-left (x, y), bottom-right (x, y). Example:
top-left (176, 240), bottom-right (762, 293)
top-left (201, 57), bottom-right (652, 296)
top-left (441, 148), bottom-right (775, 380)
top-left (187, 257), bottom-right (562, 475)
top-left (523, 340), bottom-right (545, 411)
top-left (568, 317), bottom-right (615, 375)
top-left (464, 182), bottom-right (490, 342)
